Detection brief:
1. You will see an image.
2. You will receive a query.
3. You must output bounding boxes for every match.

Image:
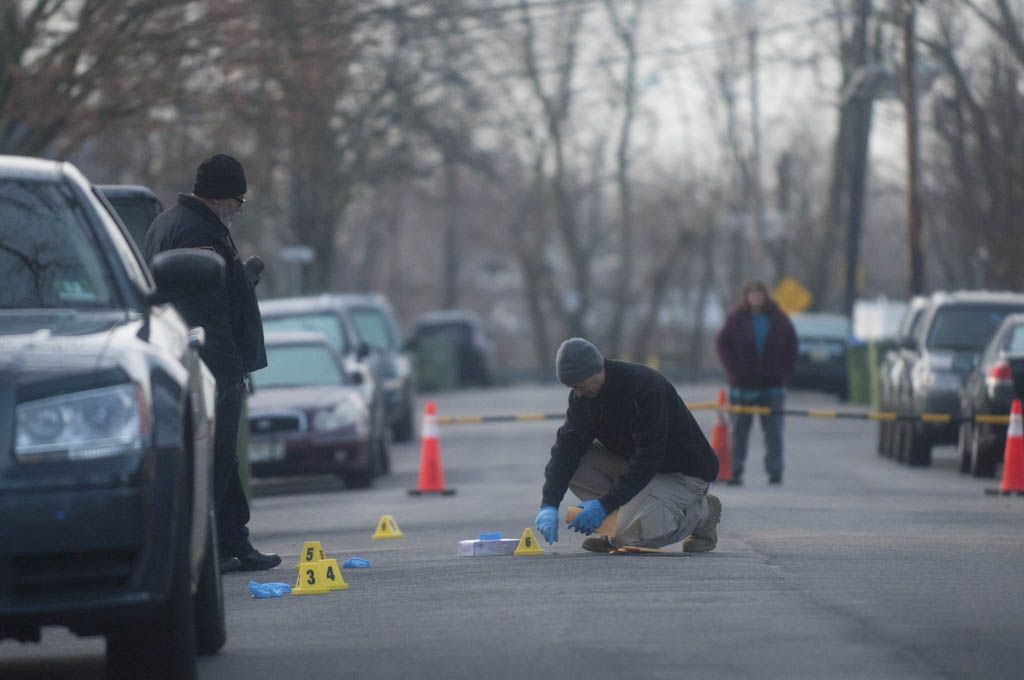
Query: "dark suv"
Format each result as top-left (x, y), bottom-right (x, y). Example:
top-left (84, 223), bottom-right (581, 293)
top-left (333, 294), bottom-right (417, 442)
top-left (877, 296), bottom-right (929, 459)
top-left (0, 156), bottom-right (225, 678)
top-left (894, 291), bottom-right (1024, 467)
top-left (259, 296), bottom-right (390, 456)
top-left (98, 184), bottom-right (164, 251)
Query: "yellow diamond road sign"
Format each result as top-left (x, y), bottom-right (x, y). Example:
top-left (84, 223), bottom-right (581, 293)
top-left (773, 276), bottom-right (812, 315)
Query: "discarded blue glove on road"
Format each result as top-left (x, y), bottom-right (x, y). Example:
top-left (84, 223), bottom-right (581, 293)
top-left (248, 581), bottom-right (291, 598)
top-left (535, 505), bottom-right (559, 544)
top-left (568, 499), bottom-right (608, 535)
top-left (342, 557), bottom-right (371, 568)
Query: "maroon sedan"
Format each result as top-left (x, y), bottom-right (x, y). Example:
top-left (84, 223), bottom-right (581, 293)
top-left (247, 332), bottom-right (390, 487)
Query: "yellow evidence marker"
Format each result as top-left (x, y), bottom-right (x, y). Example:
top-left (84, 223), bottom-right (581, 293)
top-left (294, 540), bottom-right (328, 571)
top-left (320, 558), bottom-right (348, 591)
top-left (514, 528), bottom-right (543, 556)
top-left (292, 560), bottom-right (330, 595)
top-left (372, 514), bottom-right (405, 539)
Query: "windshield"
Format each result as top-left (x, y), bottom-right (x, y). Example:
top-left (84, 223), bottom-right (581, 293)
top-left (1007, 325), bottom-right (1024, 353)
top-left (262, 313), bottom-right (349, 353)
top-left (350, 307), bottom-right (394, 351)
top-left (792, 315), bottom-right (850, 340)
top-left (253, 344), bottom-right (344, 389)
top-left (927, 305), bottom-right (1024, 351)
top-left (106, 196), bottom-right (159, 251)
top-left (0, 178), bottom-right (115, 308)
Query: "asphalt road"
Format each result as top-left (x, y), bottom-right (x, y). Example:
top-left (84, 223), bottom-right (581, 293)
top-left (3, 382), bottom-right (1024, 679)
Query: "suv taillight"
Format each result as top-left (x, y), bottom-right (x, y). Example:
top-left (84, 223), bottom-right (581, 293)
top-left (988, 362), bottom-right (1013, 382)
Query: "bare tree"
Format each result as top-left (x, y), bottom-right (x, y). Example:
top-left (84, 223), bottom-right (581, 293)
top-left (601, 0), bottom-right (643, 358)
top-left (922, 1), bottom-right (1024, 289)
top-left (1, 0), bottom-right (220, 156)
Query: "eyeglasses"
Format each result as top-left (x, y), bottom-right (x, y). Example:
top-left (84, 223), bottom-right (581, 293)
top-left (231, 196), bottom-right (246, 207)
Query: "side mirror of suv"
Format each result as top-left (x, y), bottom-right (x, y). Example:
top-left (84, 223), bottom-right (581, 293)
top-left (899, 335), bottom-right (917, 351)
top-left (356, 341), bottom-right (372, 360)
top-left (147, 249), bottom-right (225, 305)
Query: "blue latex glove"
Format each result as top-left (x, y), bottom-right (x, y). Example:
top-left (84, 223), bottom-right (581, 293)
top-left (567, 499), bottom-right (608, 535)
top-left (535, 505), bottom-right (559, 544)
top-left (248, 581), bottom-right (291, 598)
top-left (342, 557), bottom-right (371, 568)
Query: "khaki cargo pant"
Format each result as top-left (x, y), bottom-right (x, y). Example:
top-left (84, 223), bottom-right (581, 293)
top-left (569, 441), bottom-right (710, 549)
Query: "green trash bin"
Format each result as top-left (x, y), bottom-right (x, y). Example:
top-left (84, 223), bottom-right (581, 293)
top-left (414, 336), bottom-right (459, 392)
top-left (867, 339), bottom-right (896, 411)
top-left (845, 341), bottom-right (870, 405)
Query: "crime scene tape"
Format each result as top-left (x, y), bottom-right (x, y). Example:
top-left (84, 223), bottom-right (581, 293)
top-left (433, 401), bottom-right (1011, 426)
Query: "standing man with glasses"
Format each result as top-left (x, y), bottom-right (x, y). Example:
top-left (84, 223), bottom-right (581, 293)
top-left (144, 153), bottom-right (279, 572)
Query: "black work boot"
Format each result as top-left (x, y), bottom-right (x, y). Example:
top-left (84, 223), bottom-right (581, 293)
top-left (581, 537), bottom-right (614, 553)
top-left (682, 494), bottom-right (722, 553)
top-left (236, 547), bottom-right (282, 571)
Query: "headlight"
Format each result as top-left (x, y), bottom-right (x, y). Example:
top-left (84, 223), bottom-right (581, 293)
top-left (15, 384), bottom-right (147, 463)
top-left (312, 397), bottom-right (367, 433)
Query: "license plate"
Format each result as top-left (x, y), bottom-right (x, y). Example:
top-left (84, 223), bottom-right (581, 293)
top-left (810, 348), bottom-right (830, 362)
top-left (248, 439), bottom-right (285, 462)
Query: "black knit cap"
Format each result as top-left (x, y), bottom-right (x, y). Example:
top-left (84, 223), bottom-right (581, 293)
top-left (193, 153), bottom-right (247, 199)
top-left (555, 337), bottom-right (605, 386)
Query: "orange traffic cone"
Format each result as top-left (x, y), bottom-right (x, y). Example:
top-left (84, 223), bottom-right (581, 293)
top-left (408, 401), bottom-right (456, 496)
top-left (987, 398), bottom-right (1024, 495)
top-left (712, 388), bottom-right (733, 482)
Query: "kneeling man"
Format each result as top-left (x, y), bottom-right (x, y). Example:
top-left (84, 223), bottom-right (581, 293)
top-left (535, 338), bottom-right (722, 552)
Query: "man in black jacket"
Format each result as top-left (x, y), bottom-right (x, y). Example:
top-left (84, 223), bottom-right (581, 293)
top-left (145, 154), bottom-right (279, 572)
top-left (534, 338), bottom-right (722, 552)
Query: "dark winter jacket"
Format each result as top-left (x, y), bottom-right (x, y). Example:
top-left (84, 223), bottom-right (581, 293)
top-left (541, 360), bottom-right (719, 513)
top-left (144, 194), bottom-right (267, 383)
top-left (716, 307), bottom-right (797, 390)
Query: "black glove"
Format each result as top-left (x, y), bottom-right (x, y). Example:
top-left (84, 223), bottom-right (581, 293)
top-left (244, 255), bottom-right (264, 287)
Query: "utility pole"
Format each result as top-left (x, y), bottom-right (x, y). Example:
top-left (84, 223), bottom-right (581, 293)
top-left (843, 0), bottom-right (873, 317)
top-left (900, 0), bottom-right (925, 295)
top-left (748, 21), bottom-right (765, 245)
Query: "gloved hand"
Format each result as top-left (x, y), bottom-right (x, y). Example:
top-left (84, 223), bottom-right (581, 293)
top-left (535, 505), bottom-right (559, 544)
top-left (567, 499), bottom-right (608, 535)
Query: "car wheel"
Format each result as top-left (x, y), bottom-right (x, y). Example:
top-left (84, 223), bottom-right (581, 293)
top-left (895, 421), bottom-right (910, 464)
top-left (906, 424), bottom-right (932, 467)
top-left (393, 397), bottom-right (416, 443)
top-left (876, 422), bottom-right (889, 457)
top-left (344, 442), bottom-right (377, 489)
top-left (972, 425), bottom-right (999, 478)
top-left (377, 429), bottom-right (392, 476)
top-left (194, 504), bottom-right (226, 655)
top-left (107, 474), bottom-right (196, 679)
top-left (957, 421), bottom-right (973, 474)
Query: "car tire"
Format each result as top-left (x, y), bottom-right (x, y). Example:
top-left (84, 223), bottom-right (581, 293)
top-left (895, 421), bottom-right (910, 464)
top-left (106, 470), bottom-right (196, 679)
top-left (972, 425), bottom-right (999, 478)
top-left (194, 505), bottom-right (226, 655)
top-left (393, 397), bottom-right (416, 443)
top-left (957, 421), bottom-right (973, 475)
top-left (905, 424), bottom-right (932, 467)
top-left (877, 422), bottom-right (889, 457)
top-left (344, 442), bottom-right (377, 489)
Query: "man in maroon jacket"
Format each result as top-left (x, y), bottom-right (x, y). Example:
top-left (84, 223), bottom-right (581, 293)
top-left (716, 281), bottom-right (798, 485)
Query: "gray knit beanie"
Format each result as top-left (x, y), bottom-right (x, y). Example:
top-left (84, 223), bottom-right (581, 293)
top-left (555, 337), bottom-right (604, 386)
